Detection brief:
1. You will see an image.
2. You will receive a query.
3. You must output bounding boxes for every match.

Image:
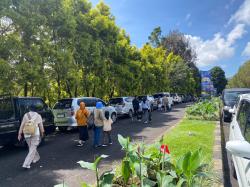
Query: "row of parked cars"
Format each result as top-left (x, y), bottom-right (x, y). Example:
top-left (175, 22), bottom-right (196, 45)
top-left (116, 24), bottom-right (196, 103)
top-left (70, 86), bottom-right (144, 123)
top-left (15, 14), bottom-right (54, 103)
top-left (220, 88), bottom-right (250, 187)
top-left (0, 92), bottom-right (193, 147)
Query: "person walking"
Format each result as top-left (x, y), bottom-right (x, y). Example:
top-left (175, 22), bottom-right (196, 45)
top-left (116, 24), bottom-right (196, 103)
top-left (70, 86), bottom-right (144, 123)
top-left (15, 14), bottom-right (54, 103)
top-left (132, 96), bottom-right (140, 121)
top-left (103, 111), bottom-right (113, 145)
top-left (93, 101), bottom-right (105, 147)
top-left (18, 105), bottom-right (45, 169)
top-left (162, 95), bottom-right (169, 112)
top-left (75, 102), bottom-right (90, 146)
top-left (142, 98), bottom-right (150, 124)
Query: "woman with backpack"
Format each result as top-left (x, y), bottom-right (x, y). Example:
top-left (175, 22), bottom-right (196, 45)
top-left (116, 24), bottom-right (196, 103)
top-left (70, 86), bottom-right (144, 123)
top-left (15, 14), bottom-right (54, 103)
top-left (18, 105), bottom-right (45, 169)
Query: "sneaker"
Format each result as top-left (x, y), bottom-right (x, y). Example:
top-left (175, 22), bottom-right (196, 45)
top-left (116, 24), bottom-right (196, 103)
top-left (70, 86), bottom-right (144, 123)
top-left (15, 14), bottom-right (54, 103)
top-left (144, 121), bottom-right (148, 124)
top-left (77, 143), bottom-right (84, 147)
top-left (102, 144), bottom-right (108, 147)
top-left (109, 142), bottom-right (113, 145)
top-left (22, 165), bottom-right (31, 169)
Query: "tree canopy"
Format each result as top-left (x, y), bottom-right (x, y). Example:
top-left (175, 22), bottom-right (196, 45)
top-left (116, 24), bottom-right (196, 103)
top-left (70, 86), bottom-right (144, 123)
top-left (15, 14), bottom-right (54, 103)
top-left (210, 66), bottom-right (227, 94)
top-left (0, 0), bottom-right (201, 106)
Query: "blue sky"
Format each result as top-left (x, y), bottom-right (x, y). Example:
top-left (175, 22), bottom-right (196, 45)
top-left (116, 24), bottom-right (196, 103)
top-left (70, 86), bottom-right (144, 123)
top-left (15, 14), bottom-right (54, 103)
top-left (90, 0), bottom-right (250, 77)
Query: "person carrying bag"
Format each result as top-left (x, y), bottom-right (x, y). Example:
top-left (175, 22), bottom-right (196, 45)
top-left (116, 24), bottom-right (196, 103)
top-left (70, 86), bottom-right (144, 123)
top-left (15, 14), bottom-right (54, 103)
top-left (18, 105), bottom-right (44, 169)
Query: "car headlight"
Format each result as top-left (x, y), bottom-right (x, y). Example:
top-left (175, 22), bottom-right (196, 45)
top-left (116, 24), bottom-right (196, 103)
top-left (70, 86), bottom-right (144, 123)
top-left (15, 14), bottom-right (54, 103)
top-left (223, 106), bottom-right (231, 111)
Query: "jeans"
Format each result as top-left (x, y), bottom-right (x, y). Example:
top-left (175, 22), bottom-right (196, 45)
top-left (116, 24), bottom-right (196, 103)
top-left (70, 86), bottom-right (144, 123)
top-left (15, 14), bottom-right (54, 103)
top-left (94, 126), bottom-right (103, 146)
top-left (143, 109), bottom-right (149, 122)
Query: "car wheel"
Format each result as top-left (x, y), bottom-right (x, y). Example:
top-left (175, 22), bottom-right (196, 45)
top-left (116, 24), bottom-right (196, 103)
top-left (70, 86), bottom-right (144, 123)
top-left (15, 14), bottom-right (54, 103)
top-left (111, 113), bottom-right (117, 123)
top-left (58, 126), bottom-right (67, 132)
top-left (128, 110), bottom-right (133, 118)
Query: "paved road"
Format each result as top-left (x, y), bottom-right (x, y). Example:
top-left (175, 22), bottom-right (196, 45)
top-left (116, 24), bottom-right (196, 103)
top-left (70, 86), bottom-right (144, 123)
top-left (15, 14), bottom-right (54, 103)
top-left (221, 121), bottom-right (239, 187)
top-left (0, 103), bottom-right (187, 187)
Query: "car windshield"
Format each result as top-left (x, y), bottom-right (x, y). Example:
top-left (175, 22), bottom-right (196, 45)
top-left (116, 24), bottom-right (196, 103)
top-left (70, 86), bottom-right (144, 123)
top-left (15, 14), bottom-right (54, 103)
top-left (53, 99), bottom-right (73, 109)
top-left (153, 94), bottom-right (163, 98)
top-left (109, 98), bottom-right (123, 105)
top-left (0, 97), bottom-right (15, 121)
top-left (224, 91), bottom-right (250, 102)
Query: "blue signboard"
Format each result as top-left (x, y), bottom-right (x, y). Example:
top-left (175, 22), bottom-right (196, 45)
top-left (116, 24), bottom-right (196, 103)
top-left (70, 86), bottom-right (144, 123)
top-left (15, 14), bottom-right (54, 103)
top-left (200, 71), bottom-right (215, 96)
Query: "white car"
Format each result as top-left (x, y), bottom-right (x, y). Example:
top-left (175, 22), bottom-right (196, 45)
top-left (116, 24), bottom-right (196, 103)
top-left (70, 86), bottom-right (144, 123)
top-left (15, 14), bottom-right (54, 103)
top-left (171, 93), bottom-right (182, 104)
top-left (108, 97), bottom-right (134, 117)
top-left (226, 94), bottom-right (250, 187)
top-left (53, 97), bottom-right (117, 132)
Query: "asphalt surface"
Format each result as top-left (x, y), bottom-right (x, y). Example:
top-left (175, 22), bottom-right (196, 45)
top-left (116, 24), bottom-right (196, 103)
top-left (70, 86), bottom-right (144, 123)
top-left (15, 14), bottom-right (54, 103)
top-left (0, 103), bottom-right (187, 187)
top-left (221, 120), bottom-right (239, 187)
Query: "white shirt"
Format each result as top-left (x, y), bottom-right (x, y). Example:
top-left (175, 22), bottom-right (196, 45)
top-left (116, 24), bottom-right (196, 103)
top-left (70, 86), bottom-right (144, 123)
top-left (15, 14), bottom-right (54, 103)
top-left (20, 112), bottom-right (43, 138)
top-left (103, 118), bottom-right (113, 131)
top-left (142, 100), bottom-right (150, 110)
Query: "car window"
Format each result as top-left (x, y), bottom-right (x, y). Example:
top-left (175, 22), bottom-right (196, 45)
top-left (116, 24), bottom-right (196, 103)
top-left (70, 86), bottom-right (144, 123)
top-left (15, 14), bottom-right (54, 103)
top-left (243, 101), bottom-right (250, 143)
top-left (0, 97), bottom-right (15, 121)
top-left (77, 98), bottom-right (96, 107)
top-left (237, 100), bottom-right (250, 143)
top-left (109, 98), bottom-right (123, 105)
top-left (53, 99), bottom-right (73, 109)
top-left (19, 98), bottom-right (46, 116)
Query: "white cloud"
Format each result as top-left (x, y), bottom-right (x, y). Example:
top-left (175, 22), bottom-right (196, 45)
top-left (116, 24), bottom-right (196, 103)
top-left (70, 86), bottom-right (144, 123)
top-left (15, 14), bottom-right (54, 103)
top-left (242, 42), bottom-right (250, 56)
top-left (186, 23), bottom-right (246, 67)
top-left (227, 24), bottom-right (246, 44)
top-left (229, 0), bottom-right (250, 25)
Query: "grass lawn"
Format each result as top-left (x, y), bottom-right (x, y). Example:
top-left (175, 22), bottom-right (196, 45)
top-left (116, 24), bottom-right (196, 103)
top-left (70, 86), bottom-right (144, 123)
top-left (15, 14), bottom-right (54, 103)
top-left (163, 119), bottom-right (216, 162)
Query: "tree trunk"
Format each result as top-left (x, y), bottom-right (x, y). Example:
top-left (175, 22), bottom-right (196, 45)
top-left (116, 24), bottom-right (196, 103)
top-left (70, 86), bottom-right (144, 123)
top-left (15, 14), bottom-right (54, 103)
top-left (74, 85), bottom-right (78, 97)
top-left (57, 75), bottom-right (61, 99)
top-left (24, 83), bottom-right (28, 97)
top-left (66, 80), bottom-right (72, 98)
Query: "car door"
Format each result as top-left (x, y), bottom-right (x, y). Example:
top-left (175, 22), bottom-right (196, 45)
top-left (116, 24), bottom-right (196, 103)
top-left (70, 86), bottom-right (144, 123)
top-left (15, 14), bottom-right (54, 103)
top-left (234, 100), bottom-right (250, 187)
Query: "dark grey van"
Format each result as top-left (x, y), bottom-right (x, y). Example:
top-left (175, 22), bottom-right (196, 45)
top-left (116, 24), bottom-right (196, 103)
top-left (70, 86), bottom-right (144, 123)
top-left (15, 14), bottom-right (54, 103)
top-left (0, 95), bottom-right (55, 147)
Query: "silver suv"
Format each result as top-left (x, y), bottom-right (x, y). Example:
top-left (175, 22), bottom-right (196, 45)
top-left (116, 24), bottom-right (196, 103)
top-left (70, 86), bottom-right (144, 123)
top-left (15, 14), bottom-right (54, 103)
top-left (108, 97), bottom-right (134, 117)
top-left (53, 97), bottom-right (117, 132)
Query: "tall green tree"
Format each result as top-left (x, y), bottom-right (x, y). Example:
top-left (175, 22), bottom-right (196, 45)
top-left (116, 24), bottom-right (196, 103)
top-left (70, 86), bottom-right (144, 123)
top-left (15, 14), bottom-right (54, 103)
top-left (210, 66), bottom-right (227, 94)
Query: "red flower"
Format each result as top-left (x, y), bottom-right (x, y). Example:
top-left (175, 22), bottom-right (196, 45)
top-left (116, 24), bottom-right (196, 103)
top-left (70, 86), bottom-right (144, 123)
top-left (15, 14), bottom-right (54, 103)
top-left (160, 145), bottom-right (170, 154)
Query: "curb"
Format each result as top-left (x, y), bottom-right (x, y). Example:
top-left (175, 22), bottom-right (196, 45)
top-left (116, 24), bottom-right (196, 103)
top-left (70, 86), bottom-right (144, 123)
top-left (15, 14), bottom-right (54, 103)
top-left (213, 121), bottom-right (224, 187)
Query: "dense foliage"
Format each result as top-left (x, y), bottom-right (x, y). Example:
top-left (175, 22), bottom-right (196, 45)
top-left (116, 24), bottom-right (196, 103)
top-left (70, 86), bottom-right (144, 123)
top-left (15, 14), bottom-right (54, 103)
top-left (0, 0), bottom-right (200, 106)
top-left (227, 60), bottom-right (250, 88)
top-left (210, 66), bottom-right (227, 95)
top-left (186, 98), bottom-right (220, 121)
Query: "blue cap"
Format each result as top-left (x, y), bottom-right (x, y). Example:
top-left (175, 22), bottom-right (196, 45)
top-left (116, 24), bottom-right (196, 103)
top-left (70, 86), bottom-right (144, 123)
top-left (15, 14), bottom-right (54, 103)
top-left (96, 102), bottom-right (103, 109)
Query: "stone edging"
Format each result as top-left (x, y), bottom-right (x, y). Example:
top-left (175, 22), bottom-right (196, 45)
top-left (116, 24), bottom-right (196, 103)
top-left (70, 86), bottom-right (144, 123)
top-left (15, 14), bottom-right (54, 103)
top-left (213, 121), bottom-right (224, 187)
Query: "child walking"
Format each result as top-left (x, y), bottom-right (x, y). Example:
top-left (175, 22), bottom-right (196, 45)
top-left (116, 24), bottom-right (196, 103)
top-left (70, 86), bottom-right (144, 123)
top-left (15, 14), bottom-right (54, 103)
top-left (103, 111), bottom-right (113, 145)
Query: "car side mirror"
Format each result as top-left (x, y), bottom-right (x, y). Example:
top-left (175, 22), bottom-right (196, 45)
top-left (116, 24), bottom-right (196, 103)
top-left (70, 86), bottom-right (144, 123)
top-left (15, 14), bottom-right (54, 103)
top-left (226, 140), bottom-right (250, 159)
top-left (229, 108), bottom-right (235, 114)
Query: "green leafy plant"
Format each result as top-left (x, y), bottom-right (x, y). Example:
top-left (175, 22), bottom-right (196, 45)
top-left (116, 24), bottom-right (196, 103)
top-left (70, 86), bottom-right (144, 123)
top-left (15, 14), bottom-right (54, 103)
top-left (77, 155), bottom-right (114, 187)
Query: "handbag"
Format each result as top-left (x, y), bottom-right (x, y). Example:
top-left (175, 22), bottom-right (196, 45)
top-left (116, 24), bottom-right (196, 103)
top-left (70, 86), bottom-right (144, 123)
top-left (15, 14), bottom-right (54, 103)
top-left (23, 113), bottom-right (36, 136)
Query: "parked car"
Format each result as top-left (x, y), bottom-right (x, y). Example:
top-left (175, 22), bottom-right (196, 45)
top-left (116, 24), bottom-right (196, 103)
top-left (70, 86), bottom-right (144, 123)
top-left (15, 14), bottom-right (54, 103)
top-left (137, 95), bottom-right (157, 110)
top-left (108, 97), bottom-right (134, 117)
top-left (221, 88), bottom-right (250, 122)
top-left (226, 93), bottom-right (250, 187)
top-left (171, 93), bottom-right (182, 104)
top-left (153, 92), bottom-right (173, 109)
top-left (0, 94), bottom-right (55, 147)
top-left (53, 97), bottom-right (117, 132)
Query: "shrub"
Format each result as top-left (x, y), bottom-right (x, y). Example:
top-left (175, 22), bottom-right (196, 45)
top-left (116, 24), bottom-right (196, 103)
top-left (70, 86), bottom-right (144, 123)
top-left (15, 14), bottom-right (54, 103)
top-left (186, 98), bottom-right (220, 121)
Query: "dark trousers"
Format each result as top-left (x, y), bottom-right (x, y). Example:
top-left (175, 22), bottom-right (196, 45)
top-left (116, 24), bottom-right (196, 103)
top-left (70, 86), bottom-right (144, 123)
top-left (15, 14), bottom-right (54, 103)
top-left (103, 131), bottom-right (112, 144)
top-left (78, 126), bottom-right (89, 141)
top-left (134, 109), bottom-right (139, 120)
top-left (94, 126), bottom-right (103, 146)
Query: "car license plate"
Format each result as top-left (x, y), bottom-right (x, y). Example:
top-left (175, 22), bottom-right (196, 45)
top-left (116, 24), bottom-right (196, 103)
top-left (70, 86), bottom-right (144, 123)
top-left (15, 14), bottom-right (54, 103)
top-left (57, 114), bottom-right (65, 118)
